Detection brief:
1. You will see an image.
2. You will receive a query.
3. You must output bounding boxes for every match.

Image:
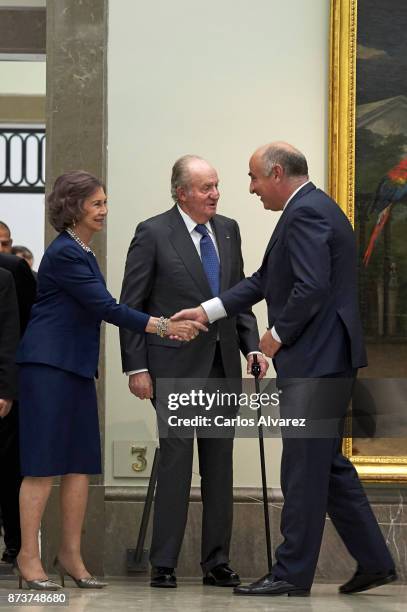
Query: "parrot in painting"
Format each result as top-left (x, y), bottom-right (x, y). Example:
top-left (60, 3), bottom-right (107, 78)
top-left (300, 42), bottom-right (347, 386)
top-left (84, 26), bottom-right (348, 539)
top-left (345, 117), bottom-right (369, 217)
top-left (363, 157), bottom-right (407, 266)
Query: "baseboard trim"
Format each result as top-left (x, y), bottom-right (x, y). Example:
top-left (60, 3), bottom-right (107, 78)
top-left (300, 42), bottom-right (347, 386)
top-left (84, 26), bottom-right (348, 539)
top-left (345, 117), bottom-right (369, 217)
top-left (105, 485), bottom-right (284, 503)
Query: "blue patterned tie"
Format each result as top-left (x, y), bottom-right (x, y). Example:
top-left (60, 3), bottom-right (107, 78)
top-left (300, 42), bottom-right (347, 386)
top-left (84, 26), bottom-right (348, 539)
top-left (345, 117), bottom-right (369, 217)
top-left (195, 224), bottom-right (220, 296)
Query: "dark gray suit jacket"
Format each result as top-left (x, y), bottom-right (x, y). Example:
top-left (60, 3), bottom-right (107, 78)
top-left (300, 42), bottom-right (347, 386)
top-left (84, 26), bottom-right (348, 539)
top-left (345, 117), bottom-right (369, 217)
top-left (0, 268), bottom-right (20, 400)
top-left (120, 206), bottom-right (260, 380)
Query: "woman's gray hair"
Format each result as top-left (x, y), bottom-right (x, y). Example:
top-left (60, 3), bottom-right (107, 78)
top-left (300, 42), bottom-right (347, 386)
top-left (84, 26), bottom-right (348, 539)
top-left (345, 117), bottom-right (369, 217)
top-left (48, 171), bottom-right (105, 233)
top-left (170, 155), bottom-right (204, 202)
top-left (261, 144), bottom-right (308, 178)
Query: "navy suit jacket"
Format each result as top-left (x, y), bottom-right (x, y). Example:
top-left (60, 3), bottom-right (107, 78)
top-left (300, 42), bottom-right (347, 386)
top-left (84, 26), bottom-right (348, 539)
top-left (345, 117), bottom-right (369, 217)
top-left (220, 183), bottom-right (367, 377)
top-left (17, 232), bottom-right (149, 379)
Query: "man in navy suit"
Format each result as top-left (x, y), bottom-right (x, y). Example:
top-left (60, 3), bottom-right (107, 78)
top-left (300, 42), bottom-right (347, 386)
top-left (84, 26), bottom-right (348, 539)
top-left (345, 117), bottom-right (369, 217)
top-left (173, 142), bottom-right (396, 596)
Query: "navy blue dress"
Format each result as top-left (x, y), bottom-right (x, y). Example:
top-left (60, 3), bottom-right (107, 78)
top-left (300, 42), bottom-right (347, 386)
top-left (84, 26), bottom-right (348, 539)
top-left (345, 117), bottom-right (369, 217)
top-left (17, 231), bottom-right (149, 476)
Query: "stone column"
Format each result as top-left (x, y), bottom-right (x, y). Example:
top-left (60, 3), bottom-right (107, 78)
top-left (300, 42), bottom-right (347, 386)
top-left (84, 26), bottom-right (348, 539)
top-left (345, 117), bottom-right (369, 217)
top-left (42, 0), bottom-right (108, 575)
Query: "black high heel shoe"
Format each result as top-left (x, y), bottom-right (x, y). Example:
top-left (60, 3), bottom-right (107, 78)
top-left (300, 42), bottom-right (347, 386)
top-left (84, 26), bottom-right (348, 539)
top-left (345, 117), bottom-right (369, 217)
top-left (53, 557), bottom-right (108, 589)
top-left (13, 561), bottom-right (62, 591)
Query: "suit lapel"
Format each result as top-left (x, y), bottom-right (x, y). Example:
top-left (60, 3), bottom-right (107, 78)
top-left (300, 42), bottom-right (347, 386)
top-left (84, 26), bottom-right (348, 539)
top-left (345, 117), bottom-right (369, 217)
top-left (263, 182), bottom-right (317, 258)
top-left (168, 207), bottom-right (213, 299)
top-left (210, 216), bottom-right (231, 292)
top-left (264, 213), bottom-right (285, 258)
top-left (62, 232), bottom-right (106, 284)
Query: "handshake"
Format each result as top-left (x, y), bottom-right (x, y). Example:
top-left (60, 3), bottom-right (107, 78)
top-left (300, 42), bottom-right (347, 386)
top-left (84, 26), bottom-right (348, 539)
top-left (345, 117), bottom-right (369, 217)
top-left (156, 306), bottom-right (208, 342)
top-left (136, 307), bottom-right (210, 400)
top-left (134, 306), bottom-right (269, 400)
top-left (164, 305), bottom-right (279, 363)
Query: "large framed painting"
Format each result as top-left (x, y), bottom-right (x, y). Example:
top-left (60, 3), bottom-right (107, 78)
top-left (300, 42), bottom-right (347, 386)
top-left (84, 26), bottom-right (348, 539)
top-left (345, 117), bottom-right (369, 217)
top-left (329, 0), bottom-right (407, 481)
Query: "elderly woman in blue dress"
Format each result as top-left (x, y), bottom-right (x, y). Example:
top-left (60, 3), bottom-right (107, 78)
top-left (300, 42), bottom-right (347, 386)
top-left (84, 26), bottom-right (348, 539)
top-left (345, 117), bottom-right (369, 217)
top-left (15, 171), bottom-right (206, 590)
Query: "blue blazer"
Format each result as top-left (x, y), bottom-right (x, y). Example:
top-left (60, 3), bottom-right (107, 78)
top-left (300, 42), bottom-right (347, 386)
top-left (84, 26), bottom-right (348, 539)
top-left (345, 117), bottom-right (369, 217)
top-left (17, 232), bottom-right (149, 378)
top-left (220, 183), bottom-right (367, 377)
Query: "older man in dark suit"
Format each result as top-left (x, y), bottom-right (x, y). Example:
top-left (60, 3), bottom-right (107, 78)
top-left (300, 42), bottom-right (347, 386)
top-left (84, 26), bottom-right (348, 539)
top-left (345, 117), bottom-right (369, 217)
top-left (120, 155), bottom-right (267, 588)
top-left (173, 142), bottom-right (396, 596)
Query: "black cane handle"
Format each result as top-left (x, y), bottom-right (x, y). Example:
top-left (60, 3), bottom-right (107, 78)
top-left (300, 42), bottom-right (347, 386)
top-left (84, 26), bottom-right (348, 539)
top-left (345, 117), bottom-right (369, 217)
top-left (251, 353), bottom-right (261, 378)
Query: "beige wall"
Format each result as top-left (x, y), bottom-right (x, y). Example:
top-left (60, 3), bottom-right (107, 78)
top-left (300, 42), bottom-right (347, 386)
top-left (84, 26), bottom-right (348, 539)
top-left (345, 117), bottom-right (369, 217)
top-left (106, 0), bottom-right (330, 487)
top-left (0, 61), bottom-right (45, 95)
top-left (0, 0), bottom-right (45, 6)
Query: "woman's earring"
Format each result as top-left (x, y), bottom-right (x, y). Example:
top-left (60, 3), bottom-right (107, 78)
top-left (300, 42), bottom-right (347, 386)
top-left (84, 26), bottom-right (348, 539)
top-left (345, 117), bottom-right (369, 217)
top-left (72, 218), bottom-right (76, 228)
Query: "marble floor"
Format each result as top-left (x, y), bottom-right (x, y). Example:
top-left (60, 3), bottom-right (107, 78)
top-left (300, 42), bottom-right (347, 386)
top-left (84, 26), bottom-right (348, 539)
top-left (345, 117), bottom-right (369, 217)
top-left (0, 578), bottom-right (405, 612)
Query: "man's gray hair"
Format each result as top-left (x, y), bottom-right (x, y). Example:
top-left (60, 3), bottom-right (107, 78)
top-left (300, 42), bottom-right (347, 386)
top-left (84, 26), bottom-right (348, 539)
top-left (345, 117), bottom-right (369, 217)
top-left (171, 155), bottom-right (204, 202)
top-left (261, 144), bottom-right (308, 178)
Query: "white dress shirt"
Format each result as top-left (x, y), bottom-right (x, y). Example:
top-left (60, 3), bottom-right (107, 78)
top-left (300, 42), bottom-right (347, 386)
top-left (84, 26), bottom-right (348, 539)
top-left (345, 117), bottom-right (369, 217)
top-left (176, 205), bottom-right (220, 257)
top-left (202, 181), bottom-right (311, 343)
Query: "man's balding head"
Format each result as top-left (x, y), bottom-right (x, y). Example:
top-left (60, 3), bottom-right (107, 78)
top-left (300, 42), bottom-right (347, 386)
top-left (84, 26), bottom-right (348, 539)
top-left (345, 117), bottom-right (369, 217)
top-left (249, 142), bottom-right (309, 211)
top-left (255, 142), bottom-right (308, 178)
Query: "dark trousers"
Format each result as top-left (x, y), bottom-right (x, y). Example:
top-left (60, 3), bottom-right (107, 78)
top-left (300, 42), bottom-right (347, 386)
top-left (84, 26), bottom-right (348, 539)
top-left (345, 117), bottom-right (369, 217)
top-left (0, 403), bottom-right (22, 553)
top-left (150, 347), bottom-right (234, 573)
top-left (273, 372), bottom-right (394, 589)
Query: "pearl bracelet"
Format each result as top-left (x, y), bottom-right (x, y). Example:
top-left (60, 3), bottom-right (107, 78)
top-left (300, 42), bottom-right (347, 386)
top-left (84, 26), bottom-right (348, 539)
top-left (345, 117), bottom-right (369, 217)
top-left (156, 316), bottom-right (169, 338)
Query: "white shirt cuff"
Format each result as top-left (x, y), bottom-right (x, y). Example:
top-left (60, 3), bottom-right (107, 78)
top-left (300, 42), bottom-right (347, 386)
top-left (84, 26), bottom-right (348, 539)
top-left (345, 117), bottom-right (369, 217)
top-left (126, 369), bottom-right (148, 376)
top-left (201, 297), bottom-right (227, 324)
top-left (271, 326), bottom-right (282, 343)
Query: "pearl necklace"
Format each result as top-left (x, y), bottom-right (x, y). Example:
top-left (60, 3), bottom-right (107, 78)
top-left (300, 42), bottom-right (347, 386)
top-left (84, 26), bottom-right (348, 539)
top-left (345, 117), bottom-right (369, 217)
top-left (66, 228), bottom-right (95, 256)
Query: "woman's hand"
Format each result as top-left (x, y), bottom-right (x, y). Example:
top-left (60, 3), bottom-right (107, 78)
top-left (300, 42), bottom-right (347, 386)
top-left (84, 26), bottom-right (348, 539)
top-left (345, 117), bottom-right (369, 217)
top-left (145, 316), bottom-right (208, 340)
top-left (167, 319), bottom-right (208, 341)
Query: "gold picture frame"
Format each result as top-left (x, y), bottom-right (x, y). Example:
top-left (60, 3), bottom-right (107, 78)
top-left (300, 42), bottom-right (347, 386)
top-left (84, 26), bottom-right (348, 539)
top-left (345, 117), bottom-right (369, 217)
top-left (328, 0), bottom-right (407, 482)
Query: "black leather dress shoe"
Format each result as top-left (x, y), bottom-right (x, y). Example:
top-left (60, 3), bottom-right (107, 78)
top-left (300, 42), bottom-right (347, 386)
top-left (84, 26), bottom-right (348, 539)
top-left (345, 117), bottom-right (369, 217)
top-left (150, 566), bottom-right (177, 588)
top-left (234, 573), bottom-right (310, 596)
top-left (203, 564), bottom-right (240, 587)
top-left (339, 568), bottom-right (397, 594)
top-left (1, 548), bottom-right (18, 564)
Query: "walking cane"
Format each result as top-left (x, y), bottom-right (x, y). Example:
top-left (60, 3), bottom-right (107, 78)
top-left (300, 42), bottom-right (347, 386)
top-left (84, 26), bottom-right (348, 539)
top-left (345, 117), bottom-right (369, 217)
top-left (251, 354), bottom-right (273, 572)
top-left (127, 446), bottom-right (160, 571)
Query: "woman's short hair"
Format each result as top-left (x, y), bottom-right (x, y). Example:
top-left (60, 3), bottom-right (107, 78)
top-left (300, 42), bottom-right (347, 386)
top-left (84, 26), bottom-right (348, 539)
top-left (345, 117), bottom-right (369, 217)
top-left (48, 171), bottom-right (104, 233)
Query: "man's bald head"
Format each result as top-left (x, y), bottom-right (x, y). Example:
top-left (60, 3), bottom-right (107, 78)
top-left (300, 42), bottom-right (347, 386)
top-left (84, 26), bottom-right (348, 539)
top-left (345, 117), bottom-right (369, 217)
top-left (253, 142), bottom-right (308, 179)
top-left (248, 142), bottom-right (309, 211)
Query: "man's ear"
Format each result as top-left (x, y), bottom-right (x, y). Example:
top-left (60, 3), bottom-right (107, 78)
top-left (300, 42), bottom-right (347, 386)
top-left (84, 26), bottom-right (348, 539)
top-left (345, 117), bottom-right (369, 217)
top-left (177, 186), bottom-right (186, 204)
top-left (273, 164), bottom-right (284, 182)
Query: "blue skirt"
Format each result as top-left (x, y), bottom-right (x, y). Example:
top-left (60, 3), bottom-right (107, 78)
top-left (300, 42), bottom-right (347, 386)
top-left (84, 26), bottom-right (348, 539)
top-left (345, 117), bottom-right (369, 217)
top-left (19, 363), bottom-right (101, 476)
